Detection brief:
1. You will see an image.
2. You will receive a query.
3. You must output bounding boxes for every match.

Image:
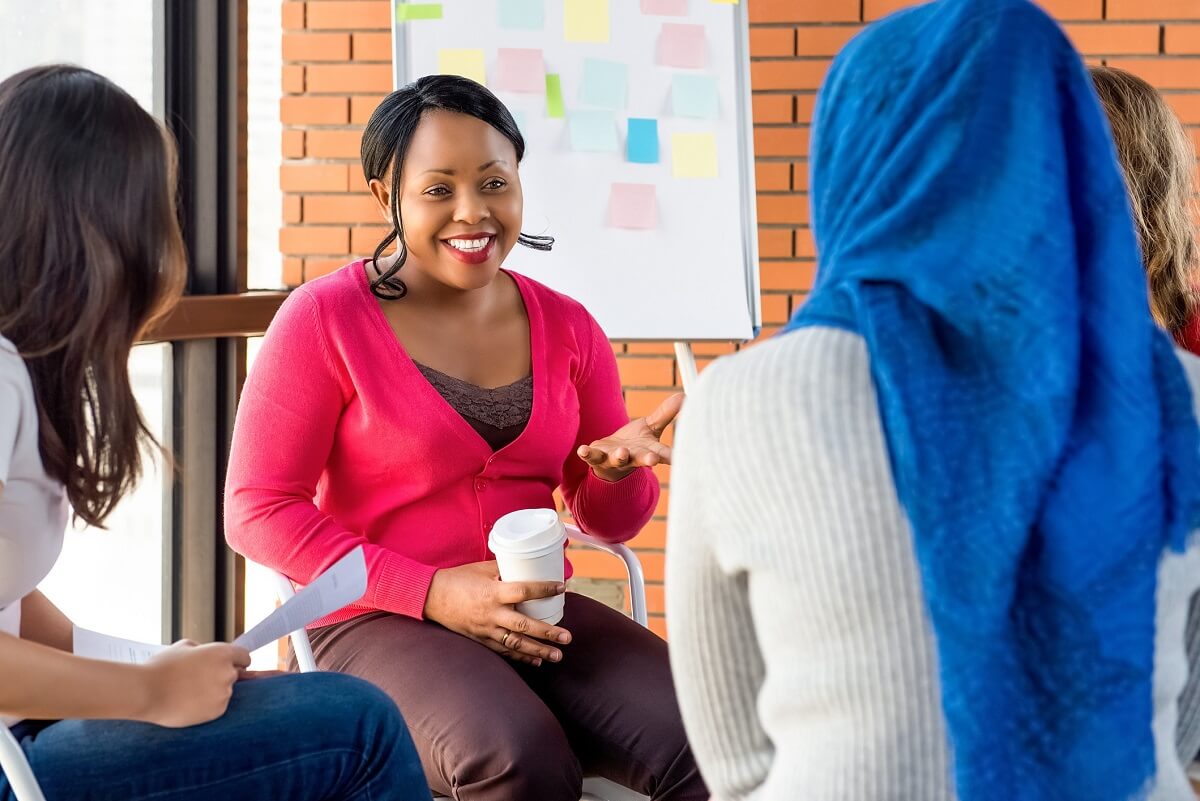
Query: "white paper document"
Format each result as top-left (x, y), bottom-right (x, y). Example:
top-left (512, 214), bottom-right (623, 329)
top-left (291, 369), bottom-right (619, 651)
top-left (72, 546), bottom-right (367, 663)
top-left (73, 626), bottom-right (169, 664)
top-left (233, 546), bottom-right (367, 653)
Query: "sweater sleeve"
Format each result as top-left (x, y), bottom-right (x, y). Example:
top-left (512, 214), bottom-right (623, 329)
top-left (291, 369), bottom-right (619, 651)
top-left (666, 356), bottom-right (774, 800)
top-left (666, 365), bottom-right (772, 799)
top-left (559, 311), bottom-right (658, 543)
top-left (666, 329), bottom-right (955, 801)
top-left (224, 290), bottom-right (438, 619)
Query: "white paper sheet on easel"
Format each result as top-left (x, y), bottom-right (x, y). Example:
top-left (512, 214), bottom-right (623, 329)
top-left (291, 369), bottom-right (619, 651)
top-left (72, 546), bottom-right (367, 663)
top-left (233, 546), bottom-right (367, 653)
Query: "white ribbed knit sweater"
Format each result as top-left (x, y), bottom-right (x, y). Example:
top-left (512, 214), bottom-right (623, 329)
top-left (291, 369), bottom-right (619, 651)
top-left (666, 327), bottom-right (1200, 801)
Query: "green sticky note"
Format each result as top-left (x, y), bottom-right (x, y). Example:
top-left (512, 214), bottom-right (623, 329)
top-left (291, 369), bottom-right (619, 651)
top-left (396, 2), bottom-right (443, 21)
top-left (565, 0), bottom-right (610, 43)
top-left (545, 74), bottom-right (565, 118)
top-left (438, 49), bottom-right (486, 86)
top-left (672, 132), bottom-right (718, 178)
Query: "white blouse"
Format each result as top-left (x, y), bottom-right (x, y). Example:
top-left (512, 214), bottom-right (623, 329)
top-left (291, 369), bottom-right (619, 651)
top-left (0, 335), bottom-right (68, 725)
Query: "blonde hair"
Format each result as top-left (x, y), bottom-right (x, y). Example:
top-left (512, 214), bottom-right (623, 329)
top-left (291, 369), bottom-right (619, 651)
top-left (1090, 65), bottom-right (1199, 333)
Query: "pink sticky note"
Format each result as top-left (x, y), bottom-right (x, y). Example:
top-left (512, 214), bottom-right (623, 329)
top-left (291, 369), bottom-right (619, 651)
top-left (641, 0), bottom-right (687, 14)
top-left (657, 23), bottom-right (706, 69)
top-left (609, 183), bottom-right (657, 230)
top-left (495, 48), bottom-right (545, 94)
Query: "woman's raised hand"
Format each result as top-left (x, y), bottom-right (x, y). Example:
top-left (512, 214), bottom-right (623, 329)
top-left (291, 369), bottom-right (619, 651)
top-left (577, 392), bottom-right (684, 482)
top-left (422, 561), bottom-right (572, 666)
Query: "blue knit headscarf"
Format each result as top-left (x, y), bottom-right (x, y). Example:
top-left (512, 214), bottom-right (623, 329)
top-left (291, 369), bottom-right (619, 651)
top-left (784, 1), bottom-right (1200, 797)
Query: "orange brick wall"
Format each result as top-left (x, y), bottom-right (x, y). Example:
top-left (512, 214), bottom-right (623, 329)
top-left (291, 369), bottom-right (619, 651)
top-left (280, 0), bottom-right (1200, 637)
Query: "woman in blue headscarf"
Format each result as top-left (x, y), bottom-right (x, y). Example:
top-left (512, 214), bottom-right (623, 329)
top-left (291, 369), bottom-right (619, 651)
top-left (665, 1), bottom-right (1200, 799)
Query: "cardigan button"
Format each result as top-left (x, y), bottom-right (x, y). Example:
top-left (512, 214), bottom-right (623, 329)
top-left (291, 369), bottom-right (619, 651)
top-left (475, 478), bottom-right (488, 491)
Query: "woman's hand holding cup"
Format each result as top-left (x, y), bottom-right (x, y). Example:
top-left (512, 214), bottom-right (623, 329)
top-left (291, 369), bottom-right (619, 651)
top-left (423, 561), bottom-right (572, 666)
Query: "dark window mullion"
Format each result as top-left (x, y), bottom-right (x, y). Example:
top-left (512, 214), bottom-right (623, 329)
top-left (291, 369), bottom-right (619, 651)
top-left (163, 0), bottom-right (246, 644)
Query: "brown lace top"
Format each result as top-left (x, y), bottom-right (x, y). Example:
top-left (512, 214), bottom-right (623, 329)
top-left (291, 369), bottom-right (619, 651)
top-left (415, 363), bottom-right (533, 451)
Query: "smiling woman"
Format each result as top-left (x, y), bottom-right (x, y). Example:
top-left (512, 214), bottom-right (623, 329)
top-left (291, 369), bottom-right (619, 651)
top-left (359, 76), bottom-right (551, 300)
top-left (223, 75), bottom-right (703, 801)
top-left (375, 121), bottom-right (520, 276)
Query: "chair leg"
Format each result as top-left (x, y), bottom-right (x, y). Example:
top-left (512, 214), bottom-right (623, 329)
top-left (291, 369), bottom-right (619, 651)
top-left (582, 776), bottom-right (650, 801)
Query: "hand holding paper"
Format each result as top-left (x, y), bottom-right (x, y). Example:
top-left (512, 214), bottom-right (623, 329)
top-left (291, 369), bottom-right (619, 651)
top-left (139, 642), bottom-right (252, 727)
top-left (73, 546), bottom-right (368, 664)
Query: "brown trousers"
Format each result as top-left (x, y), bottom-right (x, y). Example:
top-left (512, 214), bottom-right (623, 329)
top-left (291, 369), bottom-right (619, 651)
top-left (303, 593), bottom-right (708, 801)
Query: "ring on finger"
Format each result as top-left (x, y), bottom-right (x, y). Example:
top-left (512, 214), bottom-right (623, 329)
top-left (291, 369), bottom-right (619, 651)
top-left (501, 631), bottom-right (513, 649)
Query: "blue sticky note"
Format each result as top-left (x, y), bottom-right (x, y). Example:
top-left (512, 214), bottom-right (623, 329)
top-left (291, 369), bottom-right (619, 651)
top-left (499, 0), bottom-right (544, 29)
top-left (671, 74), bottom-right (719, 119)
top-left (569, 110), bottom-right (618, 152)
top-left (580, 59), bottom-right (628, 110)
top-left (627, 118), bottom-right (659, 164)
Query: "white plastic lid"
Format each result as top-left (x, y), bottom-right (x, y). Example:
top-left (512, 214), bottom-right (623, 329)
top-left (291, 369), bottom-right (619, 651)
top-left (489, 508), bottom-right (565, 554)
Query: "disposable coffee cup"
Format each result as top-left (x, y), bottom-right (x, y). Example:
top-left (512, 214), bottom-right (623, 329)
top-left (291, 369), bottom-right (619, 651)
top-left (489, 508), bottom-right (567, 625)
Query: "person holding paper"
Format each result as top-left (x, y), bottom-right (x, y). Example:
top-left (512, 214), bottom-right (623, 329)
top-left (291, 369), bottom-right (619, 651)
top-left (666, 1), bottom-right (1200, 800)
top-left (0, 65), bottom-right (428, 801)
top-left (224, 75), bottom-right (706, 801)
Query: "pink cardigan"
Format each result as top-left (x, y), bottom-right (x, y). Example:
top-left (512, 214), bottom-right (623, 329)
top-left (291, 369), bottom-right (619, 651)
top-left (225, 262), bottom-right (658, 627)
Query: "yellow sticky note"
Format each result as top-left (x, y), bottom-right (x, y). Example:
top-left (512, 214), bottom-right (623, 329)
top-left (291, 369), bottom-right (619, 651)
top-left (712, 0), bottom-right (739, 4)
top-left (672, 133), bottom-right (718, 178)
top-left (565, 0), bottom-right (609, 43)
top-left (438, 49), bottom-right (487, 86)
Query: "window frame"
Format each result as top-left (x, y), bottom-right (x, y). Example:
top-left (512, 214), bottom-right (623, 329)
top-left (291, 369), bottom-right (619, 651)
top-left (149, 0), bottom-right (279, 643)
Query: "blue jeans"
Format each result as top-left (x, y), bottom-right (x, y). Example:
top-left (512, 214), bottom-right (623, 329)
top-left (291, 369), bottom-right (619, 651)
top-left (1, 672), bottom-right (429, 801)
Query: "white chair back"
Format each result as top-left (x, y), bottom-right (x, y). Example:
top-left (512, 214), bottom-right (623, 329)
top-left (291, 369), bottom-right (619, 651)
top-left (0, 724), bottom-right (46, 801)
top-left (272, 570), bottom-right (318, 673)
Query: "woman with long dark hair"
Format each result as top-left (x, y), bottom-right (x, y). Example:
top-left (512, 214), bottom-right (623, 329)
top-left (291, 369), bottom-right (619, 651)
top-left (225, 74), bottom-right (707, 800)
top-left (0, 64), bottom-right (428, 801)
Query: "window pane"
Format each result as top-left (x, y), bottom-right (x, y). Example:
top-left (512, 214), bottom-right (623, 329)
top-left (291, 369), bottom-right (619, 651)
top-left (247, 0), bottom-right (284, 290)
top-left (39, 344), bottom-right (170, 643)
top-left (2, 2), bottom-right (168, 644)
top-left (0, 2), bottom-right (157, 112)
